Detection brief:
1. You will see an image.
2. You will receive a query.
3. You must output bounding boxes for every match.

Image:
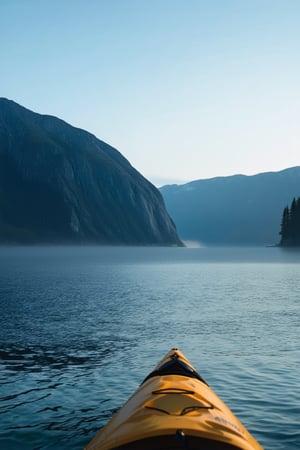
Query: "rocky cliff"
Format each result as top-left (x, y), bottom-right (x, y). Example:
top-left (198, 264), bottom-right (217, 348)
top-left (0, 98), bottom-right (182, 245)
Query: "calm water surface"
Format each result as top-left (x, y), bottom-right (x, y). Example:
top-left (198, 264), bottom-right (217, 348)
top-left (0, 246), bottom-right (299, 449)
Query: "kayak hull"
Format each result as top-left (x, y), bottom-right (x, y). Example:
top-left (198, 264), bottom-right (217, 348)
top-left (85, 349), bottom-right (263, 450)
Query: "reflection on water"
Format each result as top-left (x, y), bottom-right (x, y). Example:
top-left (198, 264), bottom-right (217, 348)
top-left (1, 246), bottom-right (300, 449)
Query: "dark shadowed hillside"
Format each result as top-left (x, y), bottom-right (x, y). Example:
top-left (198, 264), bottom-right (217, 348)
top-left (160, 168), bottom-right (300, 246)
top-left (0, 98), bottom-right (182, 245)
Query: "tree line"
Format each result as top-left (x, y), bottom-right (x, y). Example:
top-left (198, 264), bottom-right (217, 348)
top-left (280, 197), bottom-right (300, 246)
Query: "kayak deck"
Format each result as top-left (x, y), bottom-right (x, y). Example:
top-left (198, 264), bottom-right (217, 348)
top-left (85, 349), bottom-right (263, 450)
top-left (110, 436), bottom-right (248, 449)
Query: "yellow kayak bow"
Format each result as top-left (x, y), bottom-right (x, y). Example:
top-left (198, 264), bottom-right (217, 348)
top-left (85, 348), bottom-right (263, 450)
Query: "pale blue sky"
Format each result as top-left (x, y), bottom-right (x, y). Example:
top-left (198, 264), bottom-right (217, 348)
top-left (1, 0), bottom-right (300, 185)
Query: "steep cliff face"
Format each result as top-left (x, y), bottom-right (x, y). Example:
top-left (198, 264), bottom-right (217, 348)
top-left (0, 98), bottom-right (182, 245)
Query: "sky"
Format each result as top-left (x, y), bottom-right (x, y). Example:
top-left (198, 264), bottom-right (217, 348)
top-left (1, 0), bottom-right (300, 186)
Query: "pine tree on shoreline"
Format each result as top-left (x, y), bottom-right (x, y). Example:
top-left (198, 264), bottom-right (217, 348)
top-left (280, 197), bottom-right (300, 246)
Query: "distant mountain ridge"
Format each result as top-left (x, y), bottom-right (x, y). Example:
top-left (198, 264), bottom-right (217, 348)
top-left (160, 167), bottom-right (300, 246)
top-left (0, 98), bottom-right (182, 245)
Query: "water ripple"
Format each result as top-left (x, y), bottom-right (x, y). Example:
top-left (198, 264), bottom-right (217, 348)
top-left (1, 247), bottom-right (300, 449)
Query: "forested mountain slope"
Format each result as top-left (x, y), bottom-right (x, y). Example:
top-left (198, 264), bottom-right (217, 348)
top-left (160, 167), bottom-right (300, 246)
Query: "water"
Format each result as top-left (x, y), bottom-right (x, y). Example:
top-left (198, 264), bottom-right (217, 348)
top-left (0, 246), bottom-right (299, 450)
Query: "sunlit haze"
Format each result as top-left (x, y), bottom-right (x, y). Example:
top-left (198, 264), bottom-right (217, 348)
top-left (1, 0), bottom-right (300, 185)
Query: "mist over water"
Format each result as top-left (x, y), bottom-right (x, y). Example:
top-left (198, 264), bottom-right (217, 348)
top-left (0, 246), bottom-right (299, 449)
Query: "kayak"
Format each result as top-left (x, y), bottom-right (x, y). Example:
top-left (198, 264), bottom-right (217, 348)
top-left (85, 348), bottom-right (263, 450)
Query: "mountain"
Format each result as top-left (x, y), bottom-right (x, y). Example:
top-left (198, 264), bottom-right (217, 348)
top-left (0, 98), bottom-right (182, 246)
top-left (160, 167), bottom-right (300, 246)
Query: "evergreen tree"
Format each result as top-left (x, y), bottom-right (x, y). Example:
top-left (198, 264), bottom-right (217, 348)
top-left (280, 206), bottom-right (290, 242)
top-left (280, 197), bottom-right (300, 245)
top-left (290, 198), bottom-right (297, 239)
